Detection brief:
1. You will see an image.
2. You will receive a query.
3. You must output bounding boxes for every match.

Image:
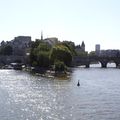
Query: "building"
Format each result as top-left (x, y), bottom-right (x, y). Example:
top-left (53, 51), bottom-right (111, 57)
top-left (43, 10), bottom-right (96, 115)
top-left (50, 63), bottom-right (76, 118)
top-left (0, 36), bottom-right (31, 56)
top-left (75, 41), bottom-right (85, 53)
top-left (0, 36), bottom-right (31, 64)
top-left (95, 44), bottom-right (100, 56)
top-left (81, 41), bottom-right (85, 51)
top-left (99, 49), bottom-right (120, 57)
top-left (12, 36), bottom-right (31, 56)
top-left (43, 37), bottom-right (59, 46)
top-left (38, 31), bottom-right (59, 47)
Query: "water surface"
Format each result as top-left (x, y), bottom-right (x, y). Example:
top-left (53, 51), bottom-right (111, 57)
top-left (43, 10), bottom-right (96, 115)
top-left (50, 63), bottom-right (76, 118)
top-left (0, 64), bottom-right (120, 120)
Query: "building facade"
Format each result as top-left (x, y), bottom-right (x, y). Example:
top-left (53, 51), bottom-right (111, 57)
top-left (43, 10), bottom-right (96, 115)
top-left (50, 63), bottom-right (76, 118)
top-left (43, 37), bottom-right (59, 47)
top-left (75, 41), bottom-right (85, 53)
top-left (99, 50), bottom-right (120, 57)
top-left (0, 36), bottom-right (31, 56)
top-left (12, 36), bottom-right (31, 56)
top-left (95, 44), bottom-right (100, 56)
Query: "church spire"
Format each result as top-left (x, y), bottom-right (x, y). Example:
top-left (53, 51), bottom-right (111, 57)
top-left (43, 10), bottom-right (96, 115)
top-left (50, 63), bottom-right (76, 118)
top-left (41, 31), bottom-right (43, 40)
top-left (81, 41), bottom-right (85, 51)
top-left (81, 41), bottom-right (85, 47)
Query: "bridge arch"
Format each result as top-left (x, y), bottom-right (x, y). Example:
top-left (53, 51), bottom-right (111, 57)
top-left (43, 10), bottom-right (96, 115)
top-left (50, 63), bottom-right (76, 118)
top-left (107, 61), bottom-right (116, 68)
top-left (89, 60), bottom-right (114, 68)
top-left (72, 56), bottom-right (120, 68)
top-left (89, 61), bottom-right (101, 67)
top-left (98, 60), bottom-right (119, 68)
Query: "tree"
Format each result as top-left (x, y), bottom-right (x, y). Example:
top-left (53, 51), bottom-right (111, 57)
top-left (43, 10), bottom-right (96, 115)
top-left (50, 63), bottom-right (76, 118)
top-left (30, 40), bottom-right (51, 67)
top-left (49, 44), bottom-right (72, 66)
top-left (61, 41), bottom-right (77, 56)
top-left (0, 45), bottom-right (13, 55)
top-left (54, 60), bottom-right (66, 72)
top-left (77, 51), bottom-right (88, 57)
top-left (37, 51), bottom-right (50, 67)
top-left (31, 39), bottom-right (41, 49)
top-left (89, 51), bottom-right (96, 57)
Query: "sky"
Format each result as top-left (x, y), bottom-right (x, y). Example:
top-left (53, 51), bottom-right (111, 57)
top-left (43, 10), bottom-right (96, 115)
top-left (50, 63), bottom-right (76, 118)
top-left (0, 0), bottom-right (120, 51)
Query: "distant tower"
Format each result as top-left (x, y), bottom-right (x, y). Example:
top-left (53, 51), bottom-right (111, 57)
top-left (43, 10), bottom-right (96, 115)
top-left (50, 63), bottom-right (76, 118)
top-left (95, 44), bottom-right (100, 56)
top-left (41, 31), bottom-right (43, 40)
top-left (81, 41), bottom-right (85, 51)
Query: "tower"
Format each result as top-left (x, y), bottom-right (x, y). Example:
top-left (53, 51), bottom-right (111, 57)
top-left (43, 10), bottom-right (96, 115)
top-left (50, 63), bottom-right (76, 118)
top-left (81, 41), bottom-right (85, 51)
top-left (95, 44), bottom-right (100, 56)
top-left (41, 31), bottom-right (43, 40)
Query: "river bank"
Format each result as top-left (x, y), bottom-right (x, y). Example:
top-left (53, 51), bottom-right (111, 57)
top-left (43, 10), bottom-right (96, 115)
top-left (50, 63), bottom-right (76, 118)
top-left (24, 66), bottom-right (71, 79)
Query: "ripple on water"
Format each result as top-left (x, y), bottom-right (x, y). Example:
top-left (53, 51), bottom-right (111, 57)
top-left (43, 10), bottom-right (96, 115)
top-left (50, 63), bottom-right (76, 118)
top-left (0, 69), bottom-right (120, 120)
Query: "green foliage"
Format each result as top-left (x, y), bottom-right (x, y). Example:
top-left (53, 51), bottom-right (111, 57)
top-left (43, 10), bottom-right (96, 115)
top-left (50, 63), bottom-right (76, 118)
top-left (54, 60), bottom-right (66, 72)
top-left (29, 48), bottom-right (37, 65)
top-left (32, 61), bottom-right (38, 67)
top-left (77, 51), bottom-right (88, 57)
top-left (36, 42), bottom-right (51, 51)
top-left (31, 39), bottom-right (41, 49)
top-left (89, 51), bottom-right (96, 57)
top-left (37, 51), bottom-right (50, 67)
top-left (0, 45), bottom-right (13, 55)
top-left (30, 40), bottom-right (51, 67)
top-left (62, 41), bottom-right (75, 48)
top-left (30, 40), bottom-right (77, 69)
top-left (49, 44), bottom-right (72, 66)
top-left (61, 42), bottom-right (77, 56)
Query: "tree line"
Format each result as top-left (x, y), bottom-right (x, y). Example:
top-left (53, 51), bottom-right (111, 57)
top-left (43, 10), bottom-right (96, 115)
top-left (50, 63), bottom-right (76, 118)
top-left (29, 40), bottom-right (77, 72)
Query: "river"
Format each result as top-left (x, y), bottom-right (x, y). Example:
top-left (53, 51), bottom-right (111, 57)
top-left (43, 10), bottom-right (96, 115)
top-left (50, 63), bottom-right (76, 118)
top-left (0, 63), bottom-right (120, 120)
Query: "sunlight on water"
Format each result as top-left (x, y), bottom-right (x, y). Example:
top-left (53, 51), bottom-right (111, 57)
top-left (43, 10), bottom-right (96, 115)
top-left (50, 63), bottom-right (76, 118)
top-left (0, 68), bottom-right (120, 120)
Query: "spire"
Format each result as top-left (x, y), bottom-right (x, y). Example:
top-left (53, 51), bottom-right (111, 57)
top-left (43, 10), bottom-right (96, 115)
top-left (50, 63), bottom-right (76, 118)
top-left (41, 31), bottom-right (43, 40)
top-left (81, 41), bottom-right (85, 51)
top-left (81, 41), bottom-right (85, 47)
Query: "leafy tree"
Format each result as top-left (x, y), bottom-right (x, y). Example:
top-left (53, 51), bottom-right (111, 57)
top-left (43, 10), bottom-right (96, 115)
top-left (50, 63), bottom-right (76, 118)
top-left (31, 61), bottom-right (38, 67)
top-left (89, 51), bottom-right (96, 57)
top-left (77, 51), bottom-right (88, 57)
top-left (49, 44), bottom-right (72, 66)
top-left (29, 47), bottom-right (38, 66)
top-left (0, 45), bottom-right (13, 55)
top-left (37, 51), bottom-right (50, 67)
top-left (54, 60), bottom-right (66, 72)
top-left (36, 42), bottom-right (51, 51)
top-left (62, 41), bottom-right (75, 49)
top-left (30, 40), bottom-right (51, 67)
top-left (61, 42), bottom-right (77, 56)
top-left (31, 39), bottom-right (41, 49)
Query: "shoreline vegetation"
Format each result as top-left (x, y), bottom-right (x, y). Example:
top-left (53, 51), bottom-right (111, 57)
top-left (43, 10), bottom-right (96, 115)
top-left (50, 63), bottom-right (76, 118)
top-left (26, 39), bottom-right (77, 79)
top-left (26, 66), bottom-right (71, 79)
top-left (0, 64), bottom-right (71, 79)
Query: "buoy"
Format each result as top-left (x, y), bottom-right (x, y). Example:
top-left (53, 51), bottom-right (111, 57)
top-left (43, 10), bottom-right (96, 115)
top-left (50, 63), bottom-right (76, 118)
top-left (77, 80), bottom-right (80, 86)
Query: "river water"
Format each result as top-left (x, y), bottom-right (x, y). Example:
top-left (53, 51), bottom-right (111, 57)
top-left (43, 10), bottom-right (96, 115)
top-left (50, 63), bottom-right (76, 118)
top-left (0, 63), bottom-right (120, 120)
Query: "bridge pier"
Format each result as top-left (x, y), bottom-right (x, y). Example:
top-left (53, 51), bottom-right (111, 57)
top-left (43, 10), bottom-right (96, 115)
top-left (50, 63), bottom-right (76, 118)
top-left (101, 62), bottom-right (107, 68)
top-left (115, 62), bottom-right (120, 68)
top-left (101, 64), bottom-right (107, 68)
top-left (85, 63), bottom-right (90, 68)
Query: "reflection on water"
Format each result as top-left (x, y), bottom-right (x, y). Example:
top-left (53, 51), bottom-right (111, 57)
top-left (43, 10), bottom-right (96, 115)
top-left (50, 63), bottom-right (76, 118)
top-left (0, 66), bottom-right (120, 120)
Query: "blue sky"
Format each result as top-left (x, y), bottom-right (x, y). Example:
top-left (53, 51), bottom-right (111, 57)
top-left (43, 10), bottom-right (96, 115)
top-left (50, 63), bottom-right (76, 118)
top-left (0, 0), bottom-right (120, 51)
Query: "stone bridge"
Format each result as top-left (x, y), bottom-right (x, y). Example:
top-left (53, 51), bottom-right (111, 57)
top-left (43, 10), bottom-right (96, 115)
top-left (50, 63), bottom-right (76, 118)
top-left (72, 56), bottom-right (120, 68)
